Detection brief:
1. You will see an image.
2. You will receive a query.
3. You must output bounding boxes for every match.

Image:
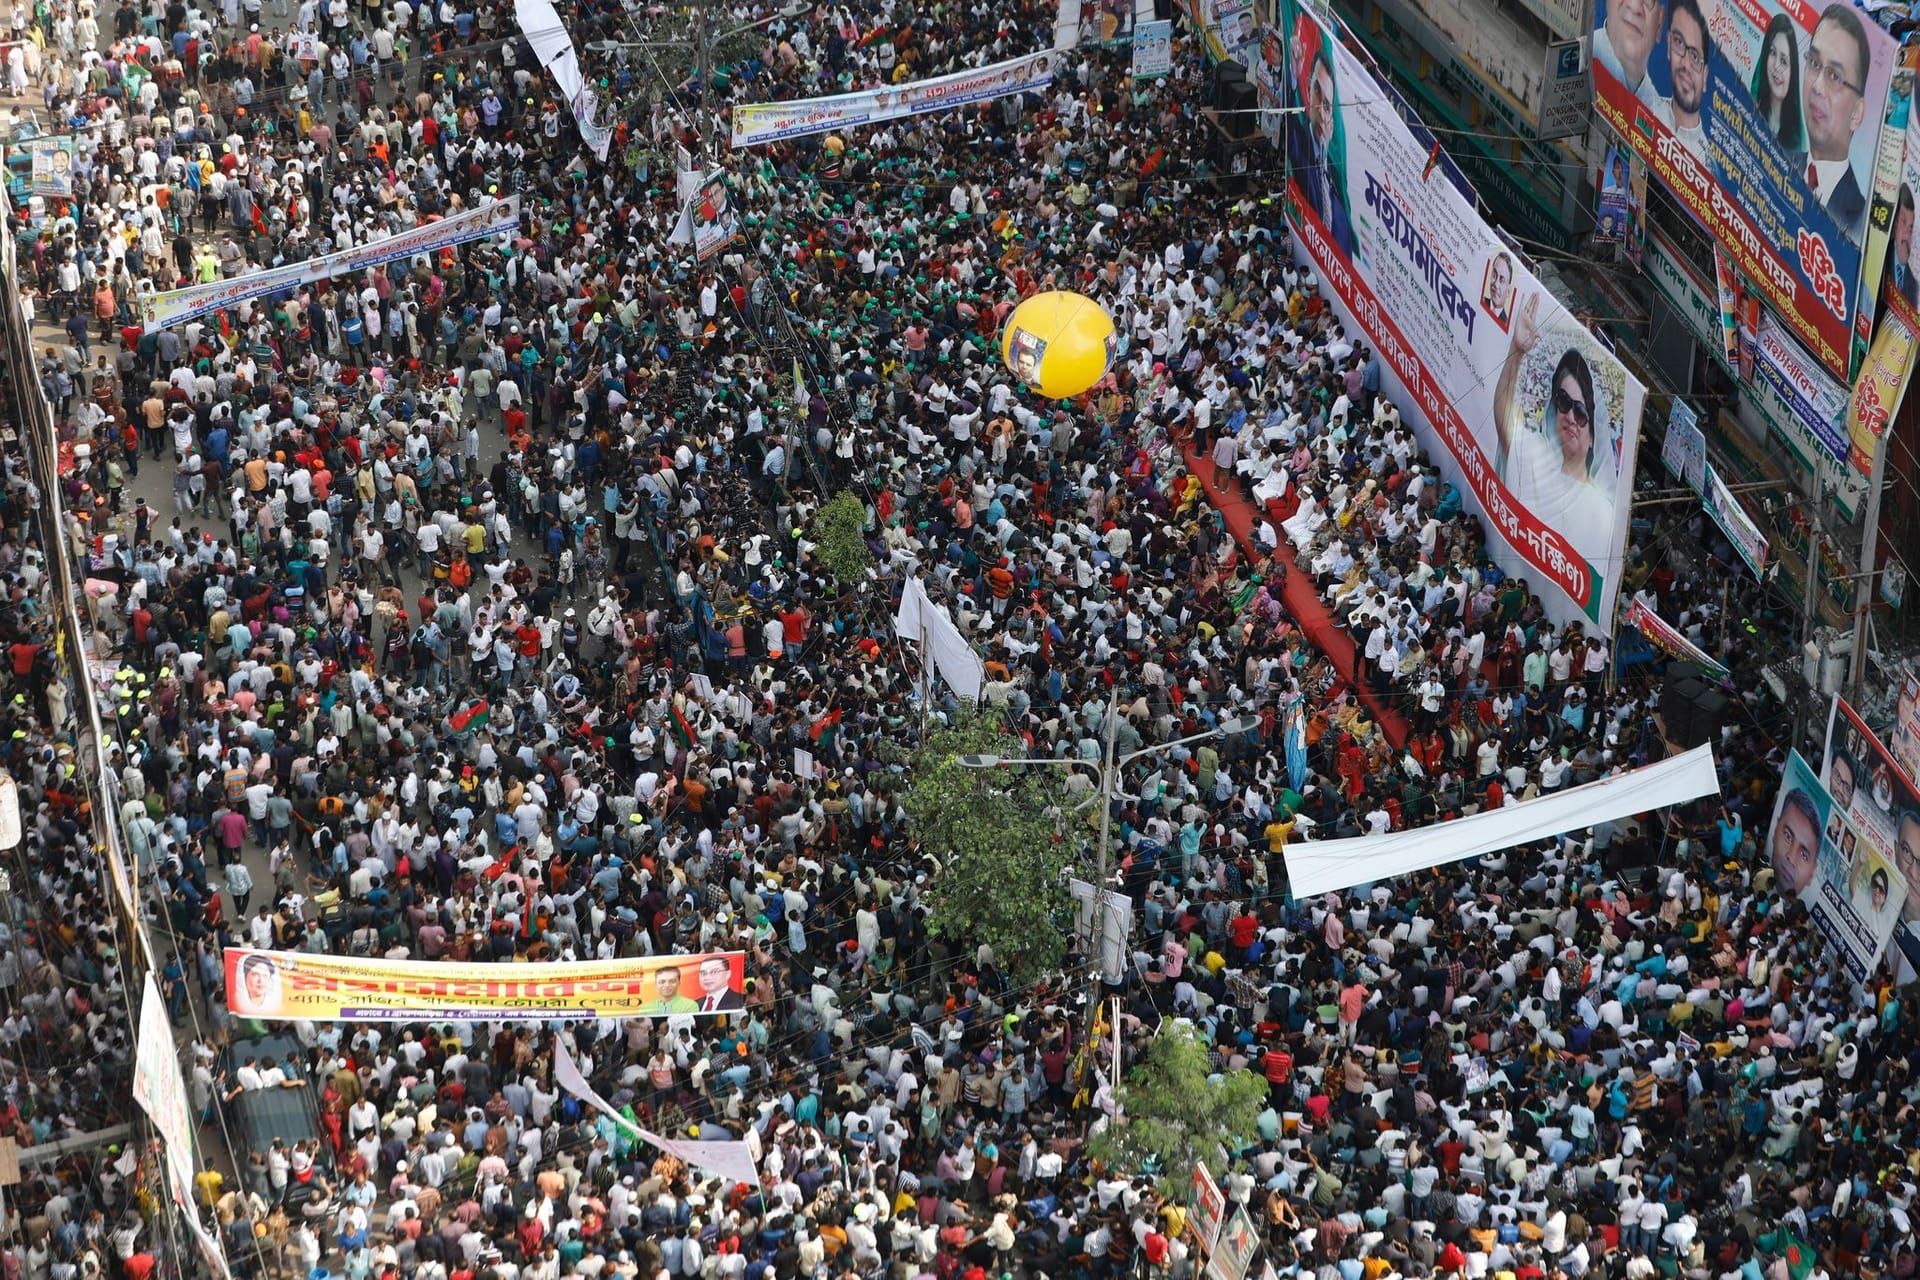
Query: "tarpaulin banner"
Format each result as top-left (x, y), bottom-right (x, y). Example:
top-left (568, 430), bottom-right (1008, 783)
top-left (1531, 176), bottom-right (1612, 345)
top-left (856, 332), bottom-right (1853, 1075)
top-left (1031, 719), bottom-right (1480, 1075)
top-left (1662, 397), bottom-right (1707, 493)
top-left (21, 136), bottom-right (75, 197)
top-left (1895, 673), bottom-right (1920, 789)
top-left (1284, 744), bottom-right (1722, 897)
top-left (730, 51), bottom-right (1057, 147)
top-left (1756, 310), bottom-right (1851, 462)
top-left (669, 169), bottom-right (739, 262)
top-left (132, 973), bottom-right (197, 1190)
top-left (1846, 303), bottom-right (1917, 474)
top-left (515, 0), bottom-right (611, 160)
top-left (142, 197), bottom-right (521, 333)
top-left (1132, 19), bottom-right (1173, 78)
top-left (223, 947), bottom-right (747, 1021)
top-left (553, 1041), bottom-right (761, 1182)
top-left (1822, 696), bottom-right (1920, 968)
top-left (1625, 597), bottom-right (1732, 685)
top-left (1703, 462), bottom-right (1769, 578)
top-left (1275, 0), bottom-right (1645, 631)
top-left (1597, 145), bottom-right (1633, 243)
top-left (1772, 748), bottom-right (1908, 981)
top-left (1591, 0), bottom-right (1899, 381)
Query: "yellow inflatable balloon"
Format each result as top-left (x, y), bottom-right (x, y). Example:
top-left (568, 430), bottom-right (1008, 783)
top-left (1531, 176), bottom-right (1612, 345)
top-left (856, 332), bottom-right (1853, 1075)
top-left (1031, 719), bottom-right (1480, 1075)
top-left (1001, 291), bottom-right (1117, 399)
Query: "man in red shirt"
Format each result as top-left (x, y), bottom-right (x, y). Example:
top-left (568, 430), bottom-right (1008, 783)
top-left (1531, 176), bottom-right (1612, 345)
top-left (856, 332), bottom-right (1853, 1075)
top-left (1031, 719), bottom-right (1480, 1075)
top-left (1262, 1041), bottom-right (1294, 1103)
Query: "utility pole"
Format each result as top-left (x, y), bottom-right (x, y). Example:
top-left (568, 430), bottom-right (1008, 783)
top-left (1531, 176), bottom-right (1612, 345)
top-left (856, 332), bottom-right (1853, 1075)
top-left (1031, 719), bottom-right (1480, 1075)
top-left (1095, 684), bottom-right (1120, 992)
top-left (1796, 477), bottom-right (1826, 753)
top-left (694, 0), bottom-right (712, 158)
top-left (1850, 427), bottom-right (1892, 700)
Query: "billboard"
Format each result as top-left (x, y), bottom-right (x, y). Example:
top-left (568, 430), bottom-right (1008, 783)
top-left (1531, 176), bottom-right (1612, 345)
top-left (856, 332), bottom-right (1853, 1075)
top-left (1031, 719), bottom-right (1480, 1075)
top-left (1591, 0), bottom-right (1900, 381)
top-left (1773, 748), bottom-right (1909, 980)
top-left (1276, 0), bottom-right (1645, 630)
top-left (1823, 697), bottom-right (1920, 969)
top-left (1855, 52), bottom-right (1920, 477)
top-left (223, 948), bottom-right (749, 1020)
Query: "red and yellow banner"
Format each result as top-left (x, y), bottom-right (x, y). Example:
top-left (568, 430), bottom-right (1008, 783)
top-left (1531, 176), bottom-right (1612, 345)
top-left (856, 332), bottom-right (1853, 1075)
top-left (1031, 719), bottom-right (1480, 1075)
top-left (224, 948), bottom-right (748, 1021)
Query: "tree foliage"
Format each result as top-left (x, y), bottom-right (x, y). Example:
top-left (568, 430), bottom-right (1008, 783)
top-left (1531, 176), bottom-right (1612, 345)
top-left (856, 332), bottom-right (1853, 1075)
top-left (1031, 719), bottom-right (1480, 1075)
top-left (808, 492), bottom-right (873, 585)
top-left (901, 707), bottom-right (1070, 983)
top-left (1089, 1022), bottom-right (1268, 1191)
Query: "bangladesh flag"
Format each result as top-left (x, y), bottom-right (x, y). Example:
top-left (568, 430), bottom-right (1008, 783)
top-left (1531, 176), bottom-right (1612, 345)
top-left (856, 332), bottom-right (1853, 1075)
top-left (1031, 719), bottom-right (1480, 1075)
top-left (669, 704), bottom-right (697, 751)
top-left (450, 698), bottom-right (490, 733)
top-left (1757, 1229), bottom-right (1814, 1280)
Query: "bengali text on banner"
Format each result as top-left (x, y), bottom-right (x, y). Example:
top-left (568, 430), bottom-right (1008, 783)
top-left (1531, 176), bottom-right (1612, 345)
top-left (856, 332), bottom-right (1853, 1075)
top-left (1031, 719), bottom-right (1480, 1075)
top-left (142, 197), bottom-right (521, 333)
top-left (1590, 0), bottom-right (1901, 381)
top-left (223, 948), bottom-right (747, 1021)
top-left (730, 51), bottom-right (1057, 147)
top-left (1275, 0), bottom-right (1644, 631)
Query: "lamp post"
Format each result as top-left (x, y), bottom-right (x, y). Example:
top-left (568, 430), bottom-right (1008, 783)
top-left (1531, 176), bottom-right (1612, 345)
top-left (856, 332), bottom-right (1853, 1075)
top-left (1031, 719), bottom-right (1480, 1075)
top-left (957, 687), bottom-right (1260, 989)
top-left (588, 1), bottom-right (814, 154)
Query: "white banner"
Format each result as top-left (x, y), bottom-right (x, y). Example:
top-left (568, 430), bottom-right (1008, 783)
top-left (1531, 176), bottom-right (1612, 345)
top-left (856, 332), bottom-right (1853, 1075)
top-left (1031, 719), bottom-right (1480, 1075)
top-left (515, 0), bottom-right (610, 160)
top-left (1284, 745), bottom-right (1722, 898)
top-left (134, 973), bottom-right (231, 1279)
top-left (892, 576), bottom-right (983, 701)
top-left (554, 1042), bottom-right (759, 1184)
top-left (130, 973), bottom-right (196, 1190)
top-left (141, 197), bottom-right (521, 333)
top-left (633, 1125), bottom-right (761, 1187)
top-left (730, 51), bottom-right (1058, 148)
top-left (1275, 0), bottom-right (1644, 632)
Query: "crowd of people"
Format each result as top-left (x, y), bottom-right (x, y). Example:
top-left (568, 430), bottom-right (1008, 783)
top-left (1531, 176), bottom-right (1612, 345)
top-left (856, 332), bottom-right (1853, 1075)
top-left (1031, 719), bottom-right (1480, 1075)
top-left (4, 0), bottom-right (1915, 1279)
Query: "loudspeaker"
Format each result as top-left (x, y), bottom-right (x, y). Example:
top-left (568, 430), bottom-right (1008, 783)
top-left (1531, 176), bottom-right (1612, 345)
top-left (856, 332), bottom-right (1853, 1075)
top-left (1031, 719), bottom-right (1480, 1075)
top-left (1659, 666), bottom-right (1723, 749)
top-left (1212, 61), bottom-right (1257, 139)
top-left (1687, 685), bottom-right (1727, 747)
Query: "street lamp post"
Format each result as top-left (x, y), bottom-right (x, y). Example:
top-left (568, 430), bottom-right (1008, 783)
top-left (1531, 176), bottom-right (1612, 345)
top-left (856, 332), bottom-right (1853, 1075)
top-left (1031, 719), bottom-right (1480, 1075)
top-left (958, 688), bottom-right (1260, 989)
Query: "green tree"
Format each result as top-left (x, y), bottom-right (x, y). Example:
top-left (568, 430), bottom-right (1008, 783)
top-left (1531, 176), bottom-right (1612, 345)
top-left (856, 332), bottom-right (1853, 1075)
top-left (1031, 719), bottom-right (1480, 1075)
top-left (807, 492), bottom-right (873, 585)
top-left (901, 707), bottom-right (1071, 983)
top-left (1089, 1023), bottom-right (1268, 1190)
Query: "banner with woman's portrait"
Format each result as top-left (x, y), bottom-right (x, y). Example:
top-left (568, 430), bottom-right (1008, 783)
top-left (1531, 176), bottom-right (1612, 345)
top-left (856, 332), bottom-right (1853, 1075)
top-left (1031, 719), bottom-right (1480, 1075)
top-left (1275, 0), bottom-right (1645, 629)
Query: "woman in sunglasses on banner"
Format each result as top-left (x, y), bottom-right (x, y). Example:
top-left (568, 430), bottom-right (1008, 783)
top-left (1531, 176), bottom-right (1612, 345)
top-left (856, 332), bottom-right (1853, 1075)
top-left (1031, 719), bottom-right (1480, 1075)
top-left (1491, 291), bottom-right (1617, 569)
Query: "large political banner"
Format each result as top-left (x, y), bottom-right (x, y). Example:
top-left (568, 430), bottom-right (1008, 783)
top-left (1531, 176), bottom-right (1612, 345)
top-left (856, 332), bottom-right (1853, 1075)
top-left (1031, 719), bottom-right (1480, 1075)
top-left (729, 51), bottom-right (1057, 147)
top-left (1771, 749), bottom-right (1908, 980)
top-left (1591, 0), bottom-right (1899, 381)
top-left (1823, 696), bottom-right (1920, 968)
top-left (223, 948), bottom-right (748, 1021)
top-left (1276, 0), bottom-right (1644, 630)
top-left (1853, 52), bottom-right (1920, 476)
top-left (141, 197), bottom-right (522, 332)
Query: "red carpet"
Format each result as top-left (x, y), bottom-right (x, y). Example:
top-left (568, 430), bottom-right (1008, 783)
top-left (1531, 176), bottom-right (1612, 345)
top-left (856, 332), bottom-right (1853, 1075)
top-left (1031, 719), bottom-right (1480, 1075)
top-left (1179, 445), bottom-right (1410, 748)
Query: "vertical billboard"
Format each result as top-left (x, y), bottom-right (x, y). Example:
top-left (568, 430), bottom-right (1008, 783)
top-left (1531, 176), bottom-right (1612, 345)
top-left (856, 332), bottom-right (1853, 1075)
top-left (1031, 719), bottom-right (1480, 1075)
top-left (1855, 54), bottom-right (1920, 479)
top-left (1592, 0), bottom-right (1900, 381)
top-left (1771, 748), bottom-right (1909, 981)
top-left (1277, 0), bottom-right (1645, 630)
top-left (1823, 697), bottom-right (1920, 969)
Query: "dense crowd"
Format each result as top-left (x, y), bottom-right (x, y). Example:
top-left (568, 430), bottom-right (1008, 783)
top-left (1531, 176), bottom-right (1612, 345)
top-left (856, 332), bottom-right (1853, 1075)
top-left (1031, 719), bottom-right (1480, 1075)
top-left (6, 0), bottom-right (1917, 1279)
